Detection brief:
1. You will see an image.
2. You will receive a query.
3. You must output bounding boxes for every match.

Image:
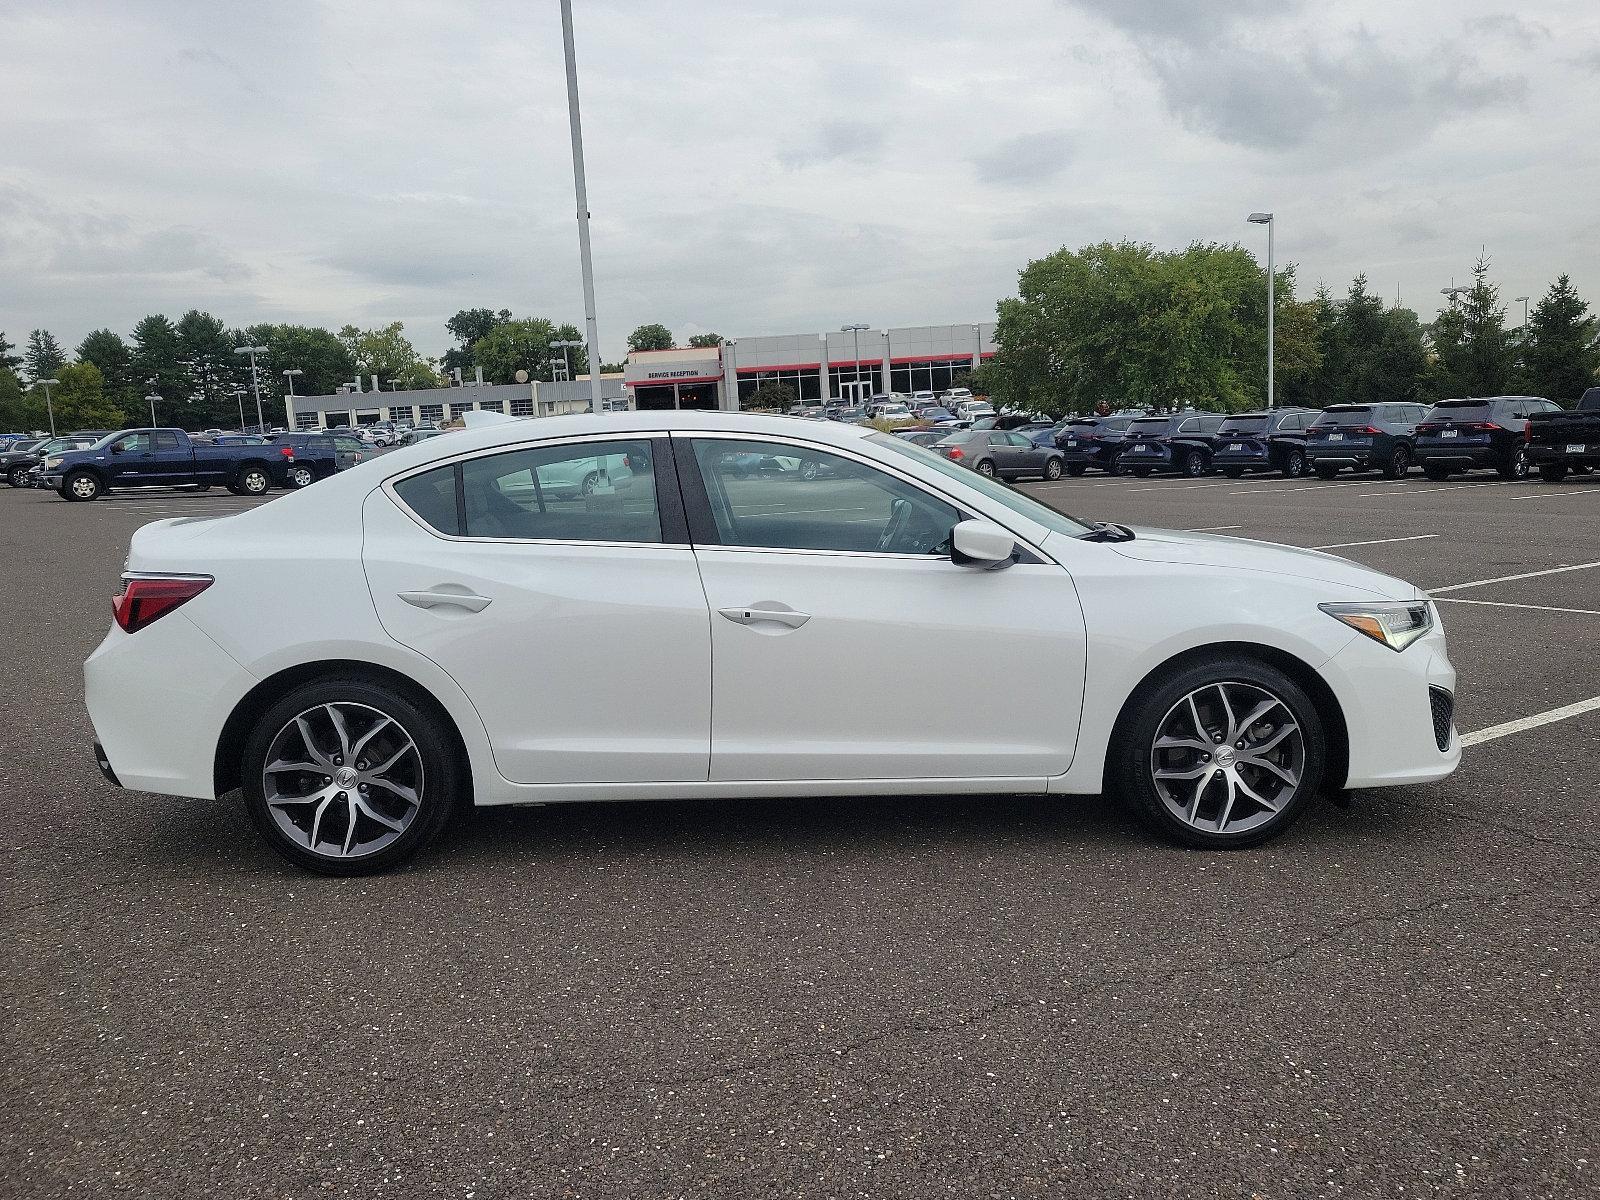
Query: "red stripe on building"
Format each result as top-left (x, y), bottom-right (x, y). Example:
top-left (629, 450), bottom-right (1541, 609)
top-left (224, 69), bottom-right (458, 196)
top-left (625, 374), bottom-right (725, 387)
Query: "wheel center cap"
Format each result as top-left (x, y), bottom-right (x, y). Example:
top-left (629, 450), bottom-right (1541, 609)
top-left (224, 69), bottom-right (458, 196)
top-left (1215, 747), bottom-right (1238, 767)
top-left (335, 767), bottom-right (358, 789)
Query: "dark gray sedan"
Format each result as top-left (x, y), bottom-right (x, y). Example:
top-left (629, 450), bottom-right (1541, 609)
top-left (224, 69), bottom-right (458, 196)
top-left (934, 429), bottom-right (1065, 481)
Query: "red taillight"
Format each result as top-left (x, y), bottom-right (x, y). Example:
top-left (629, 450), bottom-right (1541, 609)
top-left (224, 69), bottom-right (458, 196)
top-left (1416, 423), bottom-right (1439, 433)
top-left (279, 446), bottom-right (295, 460)
top-left (1466, 422), bottom-right (1501, 432)
top-left (946, 446), bottom-right (964, 459)
top-left (112, 576), bottom-right (213, 634)
top-left (1360, 426), bottom-right (1383, 435)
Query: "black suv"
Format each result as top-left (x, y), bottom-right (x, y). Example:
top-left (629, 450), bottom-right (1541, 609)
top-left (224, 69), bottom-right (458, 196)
top-left (1304, 403), bottom-right (1429, 478)
top-left (1116, 411), bottom-right (1227, 477)
top-left (1053, 415), bottom-right (1136, 474)
top-left (1414, 396), bottom-right (1562, 480)
top-left (1211, 408), bottom-right (1319, 478)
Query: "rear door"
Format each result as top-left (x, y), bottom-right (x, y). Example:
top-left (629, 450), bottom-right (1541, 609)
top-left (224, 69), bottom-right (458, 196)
top-left (678, 434), bottom-right (1087, 783)
top-left (362, 434), bottom-right (712, 786)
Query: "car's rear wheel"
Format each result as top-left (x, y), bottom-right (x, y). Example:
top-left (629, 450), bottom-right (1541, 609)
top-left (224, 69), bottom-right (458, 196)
top-left (1498, 444), bottom-right (1530, 480)
top-left (1282, 448), bottom-right (1308, 478)
top-left (1383, 444), bottom-right (1413, 479)
top-left (1538, 463), bottom-right (1569, 483)
top-left (1314, 463), bottom-right (1340, 480)
top-left (63, 470), bottom-right (102, 501)
top-left (975, 459), bottom-right (996, 478)
top-left (1042, 456), bottom-right (1063, 481)
top-left (230, 466), bottom-right (270, 496)
top-left (1111, 658), bottom-right (1325, 849)
top-left (241, 678), bottom-right (459, 875)
top-left (1182, 451), bottom-right (1209, 478)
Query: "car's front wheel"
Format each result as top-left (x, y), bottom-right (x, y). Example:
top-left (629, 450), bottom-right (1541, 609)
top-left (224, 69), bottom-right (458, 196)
top-left (240, 677), bottom-right (460, 875)
top-left (1111, 657), bottom-right (1325, 849)
top-left (63, 470), bottom-right (103, 501)
top-left (6, 466), bottom-right (28, 487)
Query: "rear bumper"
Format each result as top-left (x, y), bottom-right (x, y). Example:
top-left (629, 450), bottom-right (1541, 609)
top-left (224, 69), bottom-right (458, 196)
top-left (1528, 443), bottom-right (1600, 464)
top-left (1212, 449), bottom-right (1272, 468)
top-left (1415, 443), bottom-right (1502, 467)
top-left (1118, 446), bottom-right (1174, 469)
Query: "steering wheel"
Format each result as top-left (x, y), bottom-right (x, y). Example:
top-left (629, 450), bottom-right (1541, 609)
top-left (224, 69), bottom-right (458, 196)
top-left (876, 498), bottom-right (911, 553)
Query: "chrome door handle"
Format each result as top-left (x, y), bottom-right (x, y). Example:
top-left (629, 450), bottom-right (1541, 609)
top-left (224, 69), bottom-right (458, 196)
top-left (398, 588), bottom-right (493, 613)
top-left (718, 604), bottom-right (810, 629)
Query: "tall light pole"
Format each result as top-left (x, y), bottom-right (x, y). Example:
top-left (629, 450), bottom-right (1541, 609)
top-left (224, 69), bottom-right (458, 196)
top-left (551, 338), bottom-right (583, 384)
top-left (144, 392), bottom-right (161, 427)
top-left (559, 0), bottom-right (605, 417)
top-left (1441, 285), bottom-right (1468, 310)
top-left (1515, 295), bottom-right (1530, 326)
top-left (1247, 213), bottom-right (1274, 409)
top-left (233, 345), bottom-right (268, 432)
top-left (230, 386), bottom-right (247, 432)
top-left (37, 378), bottom-right (60, 436)
top-left (842, 323), bottom-right (869, 404)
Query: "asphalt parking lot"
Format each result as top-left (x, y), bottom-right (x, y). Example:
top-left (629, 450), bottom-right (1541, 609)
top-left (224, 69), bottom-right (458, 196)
top-left (3, 471), bottom-right (1598, 1199)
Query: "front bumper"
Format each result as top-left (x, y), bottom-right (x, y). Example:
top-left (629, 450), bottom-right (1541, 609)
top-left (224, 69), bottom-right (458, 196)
top-left (1317, 613), bottom-right (1460, 788)
top-left (42, 472), bottom-right (63, 488)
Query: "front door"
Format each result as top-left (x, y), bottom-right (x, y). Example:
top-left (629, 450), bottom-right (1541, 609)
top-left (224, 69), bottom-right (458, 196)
top-left (361, 435), bottom-right (711, 786)
top-left (679, 435), bottom-right (1087, 783)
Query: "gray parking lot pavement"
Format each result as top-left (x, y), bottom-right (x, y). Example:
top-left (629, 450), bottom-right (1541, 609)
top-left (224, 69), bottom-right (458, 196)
top-left (3, 475), bottom-right (1597, 1198)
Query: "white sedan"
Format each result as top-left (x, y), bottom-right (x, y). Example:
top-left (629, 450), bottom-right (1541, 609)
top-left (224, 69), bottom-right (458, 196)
top-left (85, 411), bottom-right (1459, 874)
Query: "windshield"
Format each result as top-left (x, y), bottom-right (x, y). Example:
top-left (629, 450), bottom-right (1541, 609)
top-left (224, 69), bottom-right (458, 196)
top-left (87, 430), bottom-right (134, 450)
top-left (1316, 408), bottom-right (1375, 426)
top-left (870, 433), bottom-right (1093, 537)
top-left (1218, 416), bottom-right (1269, 433)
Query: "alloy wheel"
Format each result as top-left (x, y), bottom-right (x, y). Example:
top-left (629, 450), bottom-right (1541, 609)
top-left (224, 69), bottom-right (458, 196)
top-left (71, 475), bottom-right (98, 499)
top-left (289, 467), bottom-right (313, 488)
top-left (1286, 450), bottom-right (1305, 477)
top-left (1149, 681), bottom-right (1305, 836)
top-left (261, 702), bottom-right (424, 859)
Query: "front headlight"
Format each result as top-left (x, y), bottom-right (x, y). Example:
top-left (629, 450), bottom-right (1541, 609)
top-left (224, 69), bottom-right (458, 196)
top-left (44, 456), bottom-right (63, 469)
top-left (1320, 601), bottom-right (1433, 652)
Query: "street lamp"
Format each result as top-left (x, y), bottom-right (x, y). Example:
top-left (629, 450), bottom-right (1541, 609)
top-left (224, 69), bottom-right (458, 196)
top-left (1515, 295), bottom-right (1530, 326)
top-left (232, 345), bottom-right (268, 433)
top-left (841, 323), bottom-right (869, 405)
top-left (1247, 213), bottom-right (1274, 409)
top-left (559, 0), bottom-right (605, 417)
top-left (144, 392), bottom-right (161, 427)
top-left (283, 368), bottom-right (302, 396)
top-left (551, 339), bottom-right (583, 383)
top-left (37, 378), bottom-right (60, 436)
top-left (1441, 285), bottom-right (1469, 309)
top-left (229, 386), bottom-right (248, 432)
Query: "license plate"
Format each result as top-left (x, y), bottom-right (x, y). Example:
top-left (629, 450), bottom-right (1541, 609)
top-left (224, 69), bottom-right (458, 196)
top-left (1135, 444), bottom-right (1153, 452)
top-left (1568, 443), bottom-right (1587, 454)
top-left (1327, 432), bottom-right (1344, 441)
top-left (1063, 439), bottom-right (1077, 448)
top-left (1228, 443), bottom-right (1243, 451)
top-left (1441, 429), bottom-right (1458, 438)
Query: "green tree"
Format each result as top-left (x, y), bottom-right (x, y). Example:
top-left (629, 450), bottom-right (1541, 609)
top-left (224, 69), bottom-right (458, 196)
top-left (746, 381), bottom-right (797, 411)
top-left (0, 368), bottom-right (40, 431)
top-left (1523, 275), bottom-right (1599, 403)
top-left (1319, 276), bottom-right (1428, 407)
top-left (76, 329), bottom-right (138, 415)
top-left (242, 324), bottom-right (358, 401)
top-left (174, 310), bottom-right (244, 428)
top-left (337, 322), bottom-right (440, 390)
top-left (130, 315), bottom-right (187, 424)
top-left (0, 332), bottom-right (22, 374)
top-left (1429, 257), bottom-right (1515, 398)
top-left (687, 332), bottom-right (724, 348)
top-left (443, 307), bottom-right (513, 377)
top-left (46, 362), bottom-right (124, 431)
top-left (24, 329), bottom-right (67, 380)
top-left (470, 319), bottom-right (590, 383)
top-left (627, 323), bottom-right (675, 353)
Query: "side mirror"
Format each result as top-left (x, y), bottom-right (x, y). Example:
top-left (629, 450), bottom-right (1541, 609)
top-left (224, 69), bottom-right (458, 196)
top-left (950, 519), bottom-right (1016, 569)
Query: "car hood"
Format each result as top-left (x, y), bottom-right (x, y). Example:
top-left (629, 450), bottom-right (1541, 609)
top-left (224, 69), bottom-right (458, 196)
top-left (1108, 528), bottom-right (1420, 600)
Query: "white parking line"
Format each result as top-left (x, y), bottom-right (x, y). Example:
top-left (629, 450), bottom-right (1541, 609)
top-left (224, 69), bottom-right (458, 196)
top-left (1125, 481), bottom-right (1233, 492)
top-left (1308, 534), bottom-right (1439, 550)
top-left (1509, 487), bottom-right (1600, 500)
top-left (1183, 524), bottom-right (1244, 532)
top-left (1349, 482), bottom-right (1511, 498)
top-left (1460, 695), bottom-right (1600, 747)
top-left (1432, 560), bottom-right (1600, 594)
top-left (1434, 597), bottom-right (1600, 616)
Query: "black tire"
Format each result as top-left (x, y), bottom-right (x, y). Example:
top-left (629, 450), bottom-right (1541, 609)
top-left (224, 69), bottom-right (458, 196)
top-left (1497, 444), bottom-right (1530, 480)
top-left (287, 465), bottom-right (315, 489)
top-left (975, 459), bottom-right (997, 478)
top-left (62, 470), bottom-right (103, 502)
top-left (1181, 450), bottom-right (1210, 478)
top-left (1066, 463), bottom-right (1087, 476)
top-left (1042, 456), bottom-right (1064, 481)
top-left (1282, 448), bottom-right (1307, 478)
top-left (190, 484), bottom-right (212, 492)
top-left (1130, 467), bottom-right (1152, 478)
top-left (1314, 463), bottom-right (1340, 480)
top-left (1538, 463), bottom-right (1569, 483)
top-left (6, 466), bottom-right (28, 487)
top-left (1221, 467), bottom-right (1245, 479)
top-left (1382, 444), bottom-right (1412, 479)
top-left (1107, 459), bottom-right (1129, 477)
top-left (1109, 656), bottom-right (1326, 850)
top-left (1423, 464), bottom-right (1451, 481)
top-left (240, 676), bottom-right (461, 876)
top-left (234, 465), bottom-right (271, 496)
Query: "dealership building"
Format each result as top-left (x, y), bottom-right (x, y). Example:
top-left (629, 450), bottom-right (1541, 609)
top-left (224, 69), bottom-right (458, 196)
top-left (284, 321), bottom-right (996, 429)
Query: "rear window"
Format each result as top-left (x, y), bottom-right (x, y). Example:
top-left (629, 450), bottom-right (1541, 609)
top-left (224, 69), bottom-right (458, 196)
top-left (1218, 416), bottom-right (1268, 434)
top-left (1427, 400), bottom-right (1491, 418)
top-left (1316, 408), bottom-right (1375, 427)
top-left (1128, 418), bottom-right (1168, 433)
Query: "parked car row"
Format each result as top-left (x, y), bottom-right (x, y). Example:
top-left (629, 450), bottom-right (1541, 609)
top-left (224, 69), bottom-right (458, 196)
top-left (1021, 395), bottom-right (1591, 482)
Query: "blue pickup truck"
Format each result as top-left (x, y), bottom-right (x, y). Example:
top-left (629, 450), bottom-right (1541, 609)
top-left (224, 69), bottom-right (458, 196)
top-left (42, 428), bottom-right (331, 501)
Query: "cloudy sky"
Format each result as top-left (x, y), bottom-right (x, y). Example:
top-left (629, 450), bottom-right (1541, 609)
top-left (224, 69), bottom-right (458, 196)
top-left (4, 0), bottom-right (1597, 362)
